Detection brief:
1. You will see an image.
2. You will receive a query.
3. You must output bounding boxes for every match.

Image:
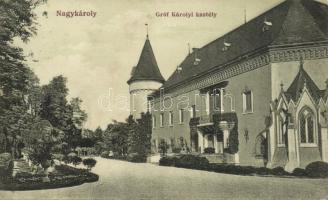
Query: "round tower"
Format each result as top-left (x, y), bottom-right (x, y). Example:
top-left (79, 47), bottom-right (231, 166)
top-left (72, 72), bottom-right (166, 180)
top-left (127, 35), bottom-right (165, 119)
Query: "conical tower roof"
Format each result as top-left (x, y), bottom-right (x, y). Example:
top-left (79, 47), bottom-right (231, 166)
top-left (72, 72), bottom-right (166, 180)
top-left (127, 37), bottom-right (165, 84)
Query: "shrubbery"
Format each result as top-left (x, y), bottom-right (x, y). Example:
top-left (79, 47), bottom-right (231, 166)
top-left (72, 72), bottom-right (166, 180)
top-left (0, 153), bottom-right (13, 180)
top-left (175, 155), bottom-right (209, 170)
top-left (100, 151), bottom-right (110, 158)
top-left (159, 156), bottom-right (178, 166)
top-left (204, 147), bottom-right (215, 154)
top-left (292, 168), bottom-right (306, 177)
top-left (159, 155), bottom-right (296, 177)
top-left (127, 153), bottom-right (147, 163)
top-left (271, 167), bottom-right (289, 176)
top-left (70, 156), bottom-right (82, 166)
top-left (83, 158), bottom-right (97, 171)
top-left (305, 161), bottom-right (328, 178)
top-left (159, 155), bottom-right (328, 179)
top-left (172, 147), bottom-right (181, 154)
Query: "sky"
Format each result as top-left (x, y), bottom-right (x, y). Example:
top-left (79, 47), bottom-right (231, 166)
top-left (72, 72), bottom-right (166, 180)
top-left (17, 0), bottom-right (325, 130)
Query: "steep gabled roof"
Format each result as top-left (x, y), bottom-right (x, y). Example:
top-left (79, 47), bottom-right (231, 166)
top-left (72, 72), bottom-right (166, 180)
top-left (162, 0), bottom-right (328, 90)
top-left (285, 60), bottom-right (322, 102)
top-left (127, 37), bottom-right (165, 84)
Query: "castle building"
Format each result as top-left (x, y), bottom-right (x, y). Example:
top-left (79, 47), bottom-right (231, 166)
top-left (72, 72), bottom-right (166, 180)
top-left (129, 0), bottom-right (328, 171)
top-left (127, 35), bottom-right (165, 119)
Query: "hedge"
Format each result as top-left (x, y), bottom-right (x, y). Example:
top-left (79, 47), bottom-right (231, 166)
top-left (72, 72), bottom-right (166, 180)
top-left (204, 147), bottom-right (215, 154)
top-left (0, 164), bottom-right (98, 191)
top-left (159, 155), bottom-right (328, 178)
top-left (159, 155), bottom-right (294, 177)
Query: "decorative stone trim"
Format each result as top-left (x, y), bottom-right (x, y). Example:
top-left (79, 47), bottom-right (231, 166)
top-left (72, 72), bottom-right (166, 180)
top-left (269, 45), bottom-right (328, 63)
top-left (154, 45), bottom-right (328, 100)
top-left (130, 89), bottom-right (157, 93)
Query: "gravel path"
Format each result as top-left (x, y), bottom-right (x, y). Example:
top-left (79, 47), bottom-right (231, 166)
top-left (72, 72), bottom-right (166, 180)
top-left (1, 157), bottom-right (328, 200)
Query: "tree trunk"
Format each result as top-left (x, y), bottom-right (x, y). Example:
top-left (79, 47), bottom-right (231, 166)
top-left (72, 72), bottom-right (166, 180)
top-left (42, 167), bottom-right (50, 182)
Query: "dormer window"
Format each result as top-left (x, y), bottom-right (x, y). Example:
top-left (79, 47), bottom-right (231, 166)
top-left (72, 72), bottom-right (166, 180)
top-left (222, 40), bottom-right (231, 51)
top-left (176, 66), bottom-right (182, 73)
top-left (262, 18), bottom-right (272, 32)
top-left (194, 58), bottom-right (201, 65)
top-left (193, 48), bottom-right (201, 65)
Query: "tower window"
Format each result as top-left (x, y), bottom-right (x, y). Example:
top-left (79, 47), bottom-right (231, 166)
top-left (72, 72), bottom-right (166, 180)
top-left (169, 111), bottom-right (173, 126)
top-left (160, 113), bottom-right (164, 127)
top-left (179, 109), bottom-right (184, 124)
top-left (152, 115), bottom-right (156, 128)
top-left (190, 105), bottom-right (196, 118)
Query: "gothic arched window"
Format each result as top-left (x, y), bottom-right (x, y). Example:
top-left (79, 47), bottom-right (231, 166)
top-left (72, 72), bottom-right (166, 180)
top-left (299, 108), bottom-right (315, 144)
top-left (277, 114), bottom-right (286, 145)
top-left (255, 135), bottom-right (267, 159)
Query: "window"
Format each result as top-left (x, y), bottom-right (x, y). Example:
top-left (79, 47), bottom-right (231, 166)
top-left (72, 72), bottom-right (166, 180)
top-left (205, 92), bottom-right (210, 114)
top-left (190, 105), bottom-right (196, 118)
top-left (213, 89), bottom-right (221, 112)
top-left (160, 113), bottom-right (164, 127)
top-left (299, 108), bottom-right (315, 144)
top-left (277, 114), bottom-right (286, 145)
top-left (179, 109), bottom-right (184, 124)
top-left (169, 111), bottom-right (173, 126)
top-left (243, 90), bottom-right (253, 113)
top-left (152, 115), bottom-right (156, 128)
top-left (255, 135), bottom-right (267, 159)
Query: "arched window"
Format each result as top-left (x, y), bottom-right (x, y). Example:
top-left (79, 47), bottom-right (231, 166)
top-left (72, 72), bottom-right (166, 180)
top-left (299, 108), bottom-right (315, 144)
top-left (277, 113), bottom-right (286, 146)
top-left (255, 135), bottom-right (267, 159)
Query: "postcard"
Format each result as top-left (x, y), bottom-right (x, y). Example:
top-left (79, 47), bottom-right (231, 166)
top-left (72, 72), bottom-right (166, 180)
top-left (1, 0), bottom-right (328, 199)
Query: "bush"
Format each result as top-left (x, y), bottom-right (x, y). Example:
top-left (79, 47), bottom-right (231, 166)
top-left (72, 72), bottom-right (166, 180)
top-left (70, 156), bottom-right (82, 166)
top-left (256, 167), bottom-right (272, 175)
top-left (175, 155), bottom-right (209, 170)
top-left (271, 167), bottom-right (289, 176)
top-left (158, 140), bottom-right (169, 156)
top-left (100, 151), bottom-right (109, 158)
top-left (292, 168), bottom-right (306, 177)
top-left (82, 158), bottom-right (97, 171)
top-left (54, 164), bottom-right (90, 175)
top-left (0, 153), bottom-right (13, 180)
top-left (127, 153), bottom-right (146, 163)
top-left (159, 156), bottom-right (178, 166)
top-left (172, 147), bottom-right (181, 154)
top-left (210, 165), bottom-right (257, 175)
top-left (305, 161), bottom-right (328, 178)
top-left (204, 147), bottom-right (215, 154)
top-left (1, 165), bottom-right (99, 191)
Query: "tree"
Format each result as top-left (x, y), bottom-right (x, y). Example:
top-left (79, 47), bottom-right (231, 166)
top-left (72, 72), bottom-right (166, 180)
top-left (82, 158), bottom-right (97, 171)
top-left (93, 127), bottom-right (103, 142)
top-left (40, 76), bottom-right (81, 149)
top-left (0, 0), bottom-right (46, 157)
top-left (129, 113), bottom-right (152, 157)
top-left (105, 121), bottom-right (129, 156)
top-left (70, 97), bottom-right (87, 129)
top-left (40, 75), bottom-right (69, 129)
top-left (26, 120), bottom-right (64, 181)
